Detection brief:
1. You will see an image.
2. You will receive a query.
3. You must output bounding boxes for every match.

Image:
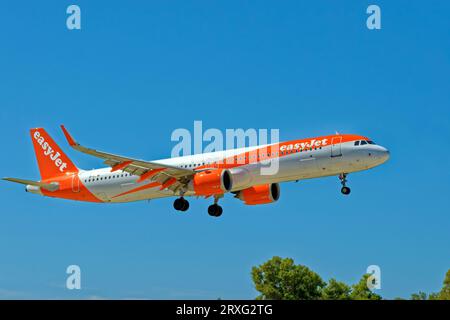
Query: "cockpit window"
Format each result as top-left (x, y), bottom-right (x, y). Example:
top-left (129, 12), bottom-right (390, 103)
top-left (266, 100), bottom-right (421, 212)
top-left (360, 140), bottom-right (367, 145)
top-left (354, 141), bottom-right (360, 146)
top-left (367, 140), bottom-right (375, 145)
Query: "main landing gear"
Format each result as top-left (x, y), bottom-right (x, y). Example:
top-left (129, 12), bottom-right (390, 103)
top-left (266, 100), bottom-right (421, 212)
top-left (173, 194), bottom-right (224, 217)
top-left (208, 195), bottom-right (223, 217)
top-left (339, 173), bottom-right (351, 195)
top-left (173, 197), bottom-right (189, 212)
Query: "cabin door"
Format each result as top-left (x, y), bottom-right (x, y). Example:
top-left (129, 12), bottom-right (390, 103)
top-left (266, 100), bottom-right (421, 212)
top-left (331, 136), bottom-right (342, 157)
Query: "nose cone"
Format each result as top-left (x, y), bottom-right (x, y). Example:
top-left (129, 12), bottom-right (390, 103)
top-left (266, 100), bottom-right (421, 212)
top-left (377, 146), bottom-right (390, 164)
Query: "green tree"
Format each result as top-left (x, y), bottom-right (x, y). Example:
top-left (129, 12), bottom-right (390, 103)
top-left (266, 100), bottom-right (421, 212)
top-left (417, 269), bottom-right (450, 300)
top-left (322, 278), bottom-right (351, 300)
top-left (427, 292), bottom-right (440, 300)
top-left (410, 291), bottom-right (428, 300)
top-left (349, 274), bottom-right (382, 300)
top-left (438, 269), bottom-right (450, 300)
top-left (251, 256), bottom-right (326, 300)
top-left (405, 269), bottom-right (450, 300)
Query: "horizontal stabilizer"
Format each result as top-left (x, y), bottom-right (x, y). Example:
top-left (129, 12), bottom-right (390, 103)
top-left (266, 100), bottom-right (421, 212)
top-left (2, 177), bottom-right (59, 191)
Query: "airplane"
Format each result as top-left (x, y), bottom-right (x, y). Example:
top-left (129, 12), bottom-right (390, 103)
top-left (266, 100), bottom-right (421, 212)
top-left (3, 126), bottom-right (389, 217)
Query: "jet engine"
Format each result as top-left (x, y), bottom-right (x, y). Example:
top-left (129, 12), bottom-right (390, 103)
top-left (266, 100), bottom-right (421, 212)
top-left (235, 183), bottom-right (280, 205)
top-left (188, 169), bottom-right (233, 196)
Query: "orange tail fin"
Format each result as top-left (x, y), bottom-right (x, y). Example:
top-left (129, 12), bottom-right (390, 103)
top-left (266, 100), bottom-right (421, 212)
top-left (30, 128), bottom-right (78, 180)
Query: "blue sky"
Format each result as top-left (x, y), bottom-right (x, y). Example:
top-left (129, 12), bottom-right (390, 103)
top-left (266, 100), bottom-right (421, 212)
top-left (0, 0), bottom-right (449, 299)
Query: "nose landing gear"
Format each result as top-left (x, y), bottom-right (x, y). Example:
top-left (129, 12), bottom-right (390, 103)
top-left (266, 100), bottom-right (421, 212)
top-left (339, 173), bottom-right (351, 195)
top-left (173, 197), bottom-right (189, 211)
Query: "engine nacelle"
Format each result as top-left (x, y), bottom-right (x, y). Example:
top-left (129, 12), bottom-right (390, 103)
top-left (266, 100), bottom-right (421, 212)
top-left (228, 167), bottom-right (253, 191)
top-left (236, 183), bottom-right (280, 205)
top-left (188, 169), bottom-right (233, 196)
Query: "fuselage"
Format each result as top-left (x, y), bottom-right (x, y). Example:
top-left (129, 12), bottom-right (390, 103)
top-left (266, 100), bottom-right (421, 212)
top-left (26, 134), bottom-right (389, 203)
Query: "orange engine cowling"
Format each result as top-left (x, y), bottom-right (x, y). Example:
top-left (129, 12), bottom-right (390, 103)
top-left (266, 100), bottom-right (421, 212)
top-left (189, 169), bottom-right (233, 196)
top-left (236, 183), bottom-right (280, 205)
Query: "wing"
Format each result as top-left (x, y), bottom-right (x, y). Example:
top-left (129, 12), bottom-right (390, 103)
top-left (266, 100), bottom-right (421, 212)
top-left (60, 125), bottom-right (195, 193)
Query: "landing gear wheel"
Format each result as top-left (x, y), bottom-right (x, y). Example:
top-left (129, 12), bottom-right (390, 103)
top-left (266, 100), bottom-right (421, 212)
top-left (180, 199), bottom-right (189, 211)
top-left (174, 197), bottom-right (189, 211)
top-left (341, 186), bottom-right (351, 195)
top-left (208, 204), bottom-right (223, 217)
top-left (215, 206), bottom-right (223, 217)
top-left (338, 173), bottom-right (351, 196)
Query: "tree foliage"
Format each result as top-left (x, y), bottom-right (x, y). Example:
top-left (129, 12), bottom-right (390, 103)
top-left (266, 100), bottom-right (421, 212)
top-left (251, 257), bottom-right (448, 300)
top-left (410, 291), bottom-right (428, 300)
top-left (349, 274), bottom-right (382, 300)
top-left (322, 278), bottom-right (351, 300)
top-left (411, 269), bottom-right (450, 300)
top-left (251, 256), bottom-right (325, 300)
top-left (438, 269), bottom-right (450, 300)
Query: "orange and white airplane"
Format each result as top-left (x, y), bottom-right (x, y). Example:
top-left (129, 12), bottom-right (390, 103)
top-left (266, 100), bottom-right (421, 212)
top-left (3, 126), bottom-right (389, 217)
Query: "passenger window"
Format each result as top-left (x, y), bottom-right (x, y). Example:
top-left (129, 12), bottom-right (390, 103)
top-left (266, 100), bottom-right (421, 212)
top-left (354, 141), bottom-right (360, 146)
top-left (360, 140), bottom-right (367, 145)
